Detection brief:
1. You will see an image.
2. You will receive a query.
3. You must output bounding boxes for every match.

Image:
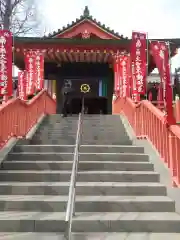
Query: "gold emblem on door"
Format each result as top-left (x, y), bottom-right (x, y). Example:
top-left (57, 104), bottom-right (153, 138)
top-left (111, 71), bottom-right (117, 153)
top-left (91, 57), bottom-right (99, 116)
top-left (80, 84), bottom-right (90, 93)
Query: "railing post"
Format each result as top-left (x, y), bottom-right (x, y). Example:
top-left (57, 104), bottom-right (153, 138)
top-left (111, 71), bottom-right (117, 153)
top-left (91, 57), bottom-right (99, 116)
top-left (168, 130), bottom-right (178, 187)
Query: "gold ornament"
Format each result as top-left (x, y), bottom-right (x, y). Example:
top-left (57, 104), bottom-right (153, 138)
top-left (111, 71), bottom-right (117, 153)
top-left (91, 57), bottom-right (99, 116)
top-left (80, 84), bottom-right (90, 93)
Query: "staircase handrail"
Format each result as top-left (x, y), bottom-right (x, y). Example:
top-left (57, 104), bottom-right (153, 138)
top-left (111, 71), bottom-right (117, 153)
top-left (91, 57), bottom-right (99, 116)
top-left (0, 89), bottom-right (56, 149)
top-left (113, 96), bottom-right (180, 187)
top-left (64, 96), bottom-right (84, 239)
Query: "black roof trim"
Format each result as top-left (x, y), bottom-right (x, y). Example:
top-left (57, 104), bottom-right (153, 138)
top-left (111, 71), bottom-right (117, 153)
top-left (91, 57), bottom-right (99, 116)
top-left (14, 37), bottom-right (130, 46)
top-left (14, 36), bottom-right (180, 48)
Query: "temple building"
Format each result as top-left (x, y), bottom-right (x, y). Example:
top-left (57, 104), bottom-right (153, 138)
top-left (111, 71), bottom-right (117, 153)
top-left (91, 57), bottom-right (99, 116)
top-left (13, 6), bottom-right (179, 114)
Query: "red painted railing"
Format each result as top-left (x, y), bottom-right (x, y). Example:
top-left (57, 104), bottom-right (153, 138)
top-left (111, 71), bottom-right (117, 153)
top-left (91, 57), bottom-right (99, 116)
top-left (113, 97), bottom-right (180, 187)
top-left (0, 89), bottom-right (56, 149)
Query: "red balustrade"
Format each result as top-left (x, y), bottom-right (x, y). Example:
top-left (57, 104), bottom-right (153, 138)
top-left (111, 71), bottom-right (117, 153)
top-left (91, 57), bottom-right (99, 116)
top-left (0, 89), bottom-right (56, 149)
top-left (113, 97), bottom-right (180, 187)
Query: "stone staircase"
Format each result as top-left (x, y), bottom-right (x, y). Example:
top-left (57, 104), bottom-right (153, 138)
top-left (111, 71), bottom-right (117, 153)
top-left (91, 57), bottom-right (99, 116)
top-left (0, 115), bottom-right (179, 239)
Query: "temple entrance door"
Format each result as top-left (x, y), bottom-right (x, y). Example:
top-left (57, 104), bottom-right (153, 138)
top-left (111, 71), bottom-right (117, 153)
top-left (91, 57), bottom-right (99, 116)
top-left (70, 97), bottom-right (108, 114)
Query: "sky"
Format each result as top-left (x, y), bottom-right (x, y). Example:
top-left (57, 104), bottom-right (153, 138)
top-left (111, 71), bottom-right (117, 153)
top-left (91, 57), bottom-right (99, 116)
top-left (18, 0), bottom-right (180, 74)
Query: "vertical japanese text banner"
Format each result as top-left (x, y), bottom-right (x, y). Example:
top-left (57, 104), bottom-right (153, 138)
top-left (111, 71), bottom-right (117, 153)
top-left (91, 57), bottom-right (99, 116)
top-left (35, 53), bottom-right (44, 91)
top-left (0, 30), bottom-right (12, 96)
top-left (119, 55), bottom-right (129, 97)
top-left (131, 31), bottom-right (146, 95)
top-left (149, 41), bottom-right (164, 106)
top-left (150, 41), bottom-right (174, 124)
top-left (113, 56), bottom-right (120, 95)
top-left (118, 56), bottom-right (122, 97)
top-left (18, 71), bottom-right (26, 101)
top-left (163, 42), bottom-right (174, 124)
top-left (25, 52), bottom-right (36, 96)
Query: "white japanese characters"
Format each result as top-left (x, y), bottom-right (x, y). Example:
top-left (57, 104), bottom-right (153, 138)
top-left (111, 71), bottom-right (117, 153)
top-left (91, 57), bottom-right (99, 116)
top-left (135, 38), bottom-right (144, 93)
top-left (25, 51), bottom-right (44, 96)
top-left (18, 72), bottom-right (26, 100)
top-left (132, 32), bottom-right (146, 95)
top-left (114, 56), bottom-right (119, 93)
top-left (0, 30), bottom-right (12, 97)
top-left (116, 57), bottom-right (120, 91)
top-left (27, 56), bottom-right (33, 95)
top-left (0, 34), bottom-right (8, 95)
top-left (25, 53), bottom-right (35, 95)
top-left (121, 57), bottom-right (128, 97)
top-left (35, 55), bottom-right (42, 90)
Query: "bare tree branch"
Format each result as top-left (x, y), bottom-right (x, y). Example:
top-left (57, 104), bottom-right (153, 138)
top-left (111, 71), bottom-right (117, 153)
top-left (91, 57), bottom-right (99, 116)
top-left (0, 0), bottom-right (41, 36)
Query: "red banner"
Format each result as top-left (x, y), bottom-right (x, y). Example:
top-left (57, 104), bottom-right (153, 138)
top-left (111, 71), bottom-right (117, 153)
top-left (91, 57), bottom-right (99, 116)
top-left (0, 30), bottom-right (12, 96)
top-left (131, 31), bottom-right (146, 95)
top-left (119, 56), bottom-right (129, 97)
top-left (35, 53), bottom-right (44, 91)
top-left (150, 41), bottom-right (175, 124)
top-left (18, 71), bottom-right (26, 101)
top-left (149, 41), bottom-right (164, 73)
top-left (25, 52), bottom-right (36, 96)
top-left (131, 62), bottom-right (140, 102)
top-left (161, 42), bottom-right (175, 124)
top-left (113, 56), bottom-right (120, 94)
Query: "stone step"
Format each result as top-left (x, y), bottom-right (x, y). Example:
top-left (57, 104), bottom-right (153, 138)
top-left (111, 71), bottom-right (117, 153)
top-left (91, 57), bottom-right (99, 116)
top-left (13, 145), bottom-right (144, 153)
top-left (29, 140), bottom-right (77, 145)
top-left (81, 141), bottom-right (132, 145)
top-left (13, 145), bottom-right (75, 153)
top-left (0, 171), bottom-right (159, 182)
top-left (38, 126), bottom-right (125, 130)
top-left (7, 152), bottom-right (73, 161)
top-left (80, 145), bottom-right (144, 153)
top-left (29, 139), bottom-right (132, 145)
top-left (36, 131), bottom-right (127, 136)
top-left (0, 182), bottom-right (167, 196)
top-left (35, 131), bottom-right (77, 134)
top-left (0, 212), bottom-right (180, 232)
top-left (1, 232), bottom-right (180, 240)
top-left (2, 161), bottom-right (154, 171)
top-left (40, 125), bottom-right (123, 128)
top-left (0, 195), bottom-right (174, 212)
top-left (7, 152), bottom-right (149, 162)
